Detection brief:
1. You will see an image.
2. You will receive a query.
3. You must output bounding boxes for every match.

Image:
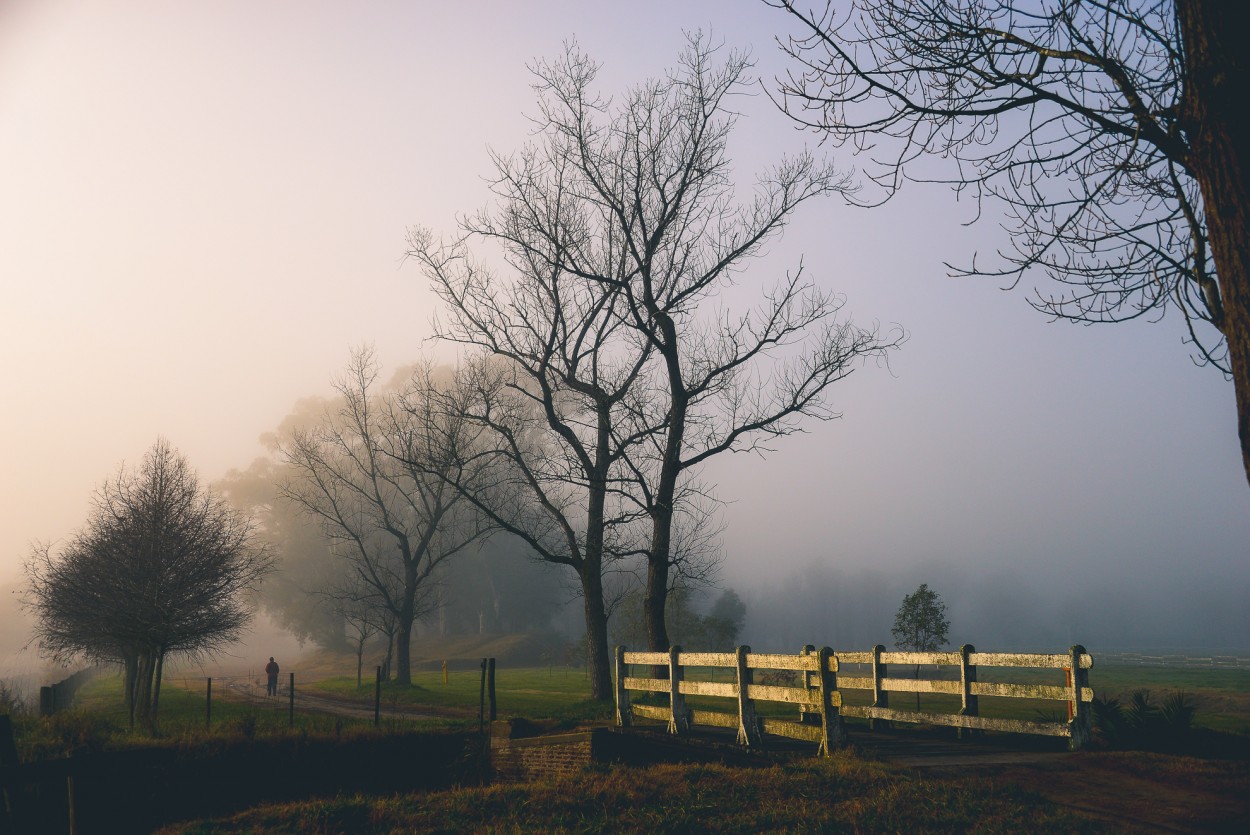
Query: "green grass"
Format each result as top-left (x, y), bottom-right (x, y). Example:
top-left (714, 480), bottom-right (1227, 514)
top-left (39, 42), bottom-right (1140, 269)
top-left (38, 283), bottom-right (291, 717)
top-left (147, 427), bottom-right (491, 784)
top-left (8, 673), bottom-right (403, 761)
top-left (312, 665), bottom-right (611, 723)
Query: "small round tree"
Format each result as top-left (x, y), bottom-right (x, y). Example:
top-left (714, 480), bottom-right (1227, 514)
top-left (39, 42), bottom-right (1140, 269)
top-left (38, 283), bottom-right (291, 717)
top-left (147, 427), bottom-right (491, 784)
top-left (891, 583), bottom-right (950, 709)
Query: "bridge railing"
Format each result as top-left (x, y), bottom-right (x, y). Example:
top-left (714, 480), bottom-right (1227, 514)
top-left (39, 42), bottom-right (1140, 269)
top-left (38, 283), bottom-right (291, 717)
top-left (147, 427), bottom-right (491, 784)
top-left (615, 644), bottom-right (1093, 754)
top-left (614, 645), bottom-right (844, 755)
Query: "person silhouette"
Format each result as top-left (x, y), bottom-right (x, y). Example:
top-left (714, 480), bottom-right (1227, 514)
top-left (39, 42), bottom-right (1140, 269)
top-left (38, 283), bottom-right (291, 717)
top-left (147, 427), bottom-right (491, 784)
top-left (265, 656), bottom-right (280, 697)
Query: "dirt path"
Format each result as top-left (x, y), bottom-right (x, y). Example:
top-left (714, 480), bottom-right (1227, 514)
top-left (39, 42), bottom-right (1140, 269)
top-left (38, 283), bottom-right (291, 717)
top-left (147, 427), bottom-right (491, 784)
top-left (849, 732), bottom-right (1250, 833)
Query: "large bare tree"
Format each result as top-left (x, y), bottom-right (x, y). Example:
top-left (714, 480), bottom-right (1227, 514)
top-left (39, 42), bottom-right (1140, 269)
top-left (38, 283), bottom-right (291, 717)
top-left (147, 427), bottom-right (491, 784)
top-left (767, 0), bottom-right (1250, 485)
top-left (25, 439), bottom-right (271, 724)
top-left (411, 34), bottom-right (901, 660)
top-left (279, 348), bottom-right (490, 685)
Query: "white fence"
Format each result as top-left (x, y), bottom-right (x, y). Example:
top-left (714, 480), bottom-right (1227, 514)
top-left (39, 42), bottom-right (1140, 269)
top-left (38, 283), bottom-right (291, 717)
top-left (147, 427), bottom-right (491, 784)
top-left (616, 644), bottom-right (1094, 755)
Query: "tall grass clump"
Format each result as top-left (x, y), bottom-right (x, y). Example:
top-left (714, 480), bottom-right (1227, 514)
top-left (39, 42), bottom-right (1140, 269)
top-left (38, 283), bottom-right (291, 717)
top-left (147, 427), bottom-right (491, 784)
top-left (1093, 689), bottom-right (1199, 750)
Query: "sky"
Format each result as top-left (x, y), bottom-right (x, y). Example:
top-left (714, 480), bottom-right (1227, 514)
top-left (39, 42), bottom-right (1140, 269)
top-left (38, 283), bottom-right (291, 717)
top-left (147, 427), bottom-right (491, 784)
top-left (2, 0), bottom-right (1247, 655)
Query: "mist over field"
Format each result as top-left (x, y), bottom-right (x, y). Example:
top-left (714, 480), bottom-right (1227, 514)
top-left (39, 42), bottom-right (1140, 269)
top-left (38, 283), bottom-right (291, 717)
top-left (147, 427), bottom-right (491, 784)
top-left (2, 0), bottom-right (1247, 686)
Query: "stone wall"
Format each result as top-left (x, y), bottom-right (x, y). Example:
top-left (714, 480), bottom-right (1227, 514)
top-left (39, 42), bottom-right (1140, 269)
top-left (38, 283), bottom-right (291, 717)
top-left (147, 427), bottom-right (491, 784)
top-left (490, 730), bottom-right (595, 781)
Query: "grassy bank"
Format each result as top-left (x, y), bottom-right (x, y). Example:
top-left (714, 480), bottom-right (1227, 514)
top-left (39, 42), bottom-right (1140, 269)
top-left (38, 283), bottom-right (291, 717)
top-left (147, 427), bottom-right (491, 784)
top-left (158, 756), bottom-right (1107, 834)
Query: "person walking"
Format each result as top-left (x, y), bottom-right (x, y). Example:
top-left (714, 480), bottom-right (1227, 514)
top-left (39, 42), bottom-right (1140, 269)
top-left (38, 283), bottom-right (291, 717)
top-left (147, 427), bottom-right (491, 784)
top-left (265, 657), bottom-right (280, 697)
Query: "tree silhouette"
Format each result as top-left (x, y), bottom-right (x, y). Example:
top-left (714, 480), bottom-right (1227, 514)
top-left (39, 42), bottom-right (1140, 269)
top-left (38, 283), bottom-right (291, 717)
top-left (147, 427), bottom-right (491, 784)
top-left (768, 0), bottom-right (1250, 486)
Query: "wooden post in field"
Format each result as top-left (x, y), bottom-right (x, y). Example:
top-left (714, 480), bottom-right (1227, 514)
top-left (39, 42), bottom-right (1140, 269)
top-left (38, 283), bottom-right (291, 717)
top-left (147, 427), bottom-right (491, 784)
top-left (1, 713), bottom-right (22, 826)
top-left (374, 666), bottom-right (382, 728)
top-left (66, 768), bottom-right (76, 835)
top-left (817, 646), bottom-right (844, 756)
top-left (734, 645), bottom-right (760, 747)
top-left (614, 646), bottom-right (631, 728)
top-left (870, 645), bottom-right (889, 730)
top-left (959, 644), bottom-right (978, 739)
top-left (206, 678), bottom-right (212, 729)
top-left (1069, 645), bottom-right (1091, 750)
top-left (487, 658), bottom-right (496, 721)
top-left (288, 673), bottom-right (295, 728)
top-left (478, 658), bottom-right (487, 738)
top-left (667, 646), bottom-right (689, 735)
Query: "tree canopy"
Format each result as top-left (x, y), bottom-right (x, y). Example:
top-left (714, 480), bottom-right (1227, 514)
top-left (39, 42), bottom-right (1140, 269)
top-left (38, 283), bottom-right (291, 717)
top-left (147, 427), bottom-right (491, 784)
top-left (24, 438), bottom-right (272, 723)
top-left (768, 0), bottom-right (1250, 485)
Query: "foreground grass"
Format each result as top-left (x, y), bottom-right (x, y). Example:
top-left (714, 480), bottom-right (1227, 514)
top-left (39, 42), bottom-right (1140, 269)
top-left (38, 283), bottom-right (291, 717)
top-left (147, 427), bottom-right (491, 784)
top-left (158, 756), bottom-right (1106, 834)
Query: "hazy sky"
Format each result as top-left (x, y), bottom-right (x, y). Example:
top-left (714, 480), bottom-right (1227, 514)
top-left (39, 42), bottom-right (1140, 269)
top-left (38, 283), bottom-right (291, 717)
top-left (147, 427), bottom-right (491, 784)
top-left (3, 1), bottom-right (1247, 649)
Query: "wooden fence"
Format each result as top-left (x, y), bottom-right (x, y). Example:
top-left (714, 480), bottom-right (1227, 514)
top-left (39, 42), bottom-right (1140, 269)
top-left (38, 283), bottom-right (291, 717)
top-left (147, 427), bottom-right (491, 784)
top-left (615, 644), bottom-right (1093, 754)
top-left (38, 668), bottom-right (97, 717)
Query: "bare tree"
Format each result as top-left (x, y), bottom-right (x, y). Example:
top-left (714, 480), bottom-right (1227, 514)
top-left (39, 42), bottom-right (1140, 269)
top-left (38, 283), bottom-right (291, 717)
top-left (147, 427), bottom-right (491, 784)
top-left (24, 439), bottom-right (271, 724)
top-left (432, 34), bottom-right (901, 653)
top-left (319, 575), bottom-right (391, 687)
top-left (398, 327), bottom-right (650, 700)
top-left (767, 0), bottom-right (1250, 485)
top-left (279, 348), bottom-right (490, 685)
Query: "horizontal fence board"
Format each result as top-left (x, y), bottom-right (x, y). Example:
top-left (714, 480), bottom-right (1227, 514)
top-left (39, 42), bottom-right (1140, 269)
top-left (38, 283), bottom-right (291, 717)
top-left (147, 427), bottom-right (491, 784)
top-left (631, 704), bottom-right (669, 722)
top-left (879, 651), bottom-right (963, 666)
top-left (746, 683), bottom-right (817, 705)
top-left (745, 653), bottom-right (829, 672)
top-left (973, 682), bottom-right (1094, 702)
top-left (688, 709), bottom-right (739, 730)
top-left (761, 718), bottom-right (823, 743)
top-left (678, 681), bottom-right (738, 699)
top-left (841, 706), bottom-right (1072, 737)
top-left (622, 677), bottom-right (670, 694)
top-left (622, 652), bottom-right (670, 666)
top-left (970, 652), bottom-right (1092, 670)
top-left (675, 652), bottom-right (736, 668)
top-left (880, 677), bottom-right (962, 695)
top-left (835, 653), bottom-right (872, 665)
top-left (836, 676), bottom-right (875, 690)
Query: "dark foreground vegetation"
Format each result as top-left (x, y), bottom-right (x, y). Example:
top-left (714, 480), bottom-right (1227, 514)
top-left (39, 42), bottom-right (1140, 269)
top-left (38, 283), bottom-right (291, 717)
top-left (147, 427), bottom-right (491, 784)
top-left (159, 756), bottom-right (1104, 834)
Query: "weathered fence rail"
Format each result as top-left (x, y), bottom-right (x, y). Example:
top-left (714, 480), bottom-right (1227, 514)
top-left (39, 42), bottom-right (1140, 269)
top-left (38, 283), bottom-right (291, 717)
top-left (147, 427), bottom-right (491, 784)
top-left (616, 644), bottom-right (1093, 755)
top-left (38, 668), bottom-right (97, 717)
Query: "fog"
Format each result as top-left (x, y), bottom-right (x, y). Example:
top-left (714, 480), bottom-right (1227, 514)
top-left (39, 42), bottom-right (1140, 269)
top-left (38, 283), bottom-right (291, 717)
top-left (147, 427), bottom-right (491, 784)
top-left (2, 0), bottom-right (1246, 682)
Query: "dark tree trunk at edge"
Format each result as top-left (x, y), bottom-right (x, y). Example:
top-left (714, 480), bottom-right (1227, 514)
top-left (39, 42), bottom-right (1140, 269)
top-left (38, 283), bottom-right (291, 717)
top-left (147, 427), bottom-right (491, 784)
top-left (1178, 0), bottom-right (1250, 488)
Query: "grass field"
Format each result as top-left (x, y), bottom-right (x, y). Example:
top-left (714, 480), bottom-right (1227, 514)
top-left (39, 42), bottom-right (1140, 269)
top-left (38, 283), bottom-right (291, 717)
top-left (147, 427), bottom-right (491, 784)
top-left (313, 664), bottom-right (609, 723)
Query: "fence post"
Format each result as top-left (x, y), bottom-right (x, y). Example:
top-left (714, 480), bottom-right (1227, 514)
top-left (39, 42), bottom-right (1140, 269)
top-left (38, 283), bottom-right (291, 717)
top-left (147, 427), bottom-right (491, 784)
top-left (487, 658), bottom-right (496, 722)
top-left (959, 644), bottom-right (978, 740)
top-left (1069, 645), bottom-right (1091, 750)
top-left (288, 672), bottom-right (295, 728)
top-left (478, 658), bottom-right (487, 738)
top-left (667, 646), bottom-right (689, 735)
top-left (870, 644), bottom-right (889, 730)
top-left (614, 646), bottom-right (631, 728)
top-left (206, 678), bottom-right (212, 729)
top-left (734, 645), bottom-right (760, 747)
top-left (817, 646), bottom-right (844, 755)
top-left (374, 666), bottom-right (382, 728)
top-left (799, 645), bottom-right (818, 725)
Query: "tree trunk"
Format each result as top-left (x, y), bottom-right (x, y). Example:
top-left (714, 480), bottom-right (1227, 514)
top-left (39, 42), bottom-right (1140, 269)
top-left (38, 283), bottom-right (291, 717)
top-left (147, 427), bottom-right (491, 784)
top-left (1177, 0), bottom-right (1250, 488)
top-left (134, 650), bottom-right (155, 725)
top-left (580, 561), bottom-right (614, 701)
top-left (151, 649), bottom-right (165, 717)
top-left (395, 557), bottom-right (418, 686)
top-left (123, 653), bottom-right (138, 727)
top-left (645, 311), bottom-right (687, 653)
